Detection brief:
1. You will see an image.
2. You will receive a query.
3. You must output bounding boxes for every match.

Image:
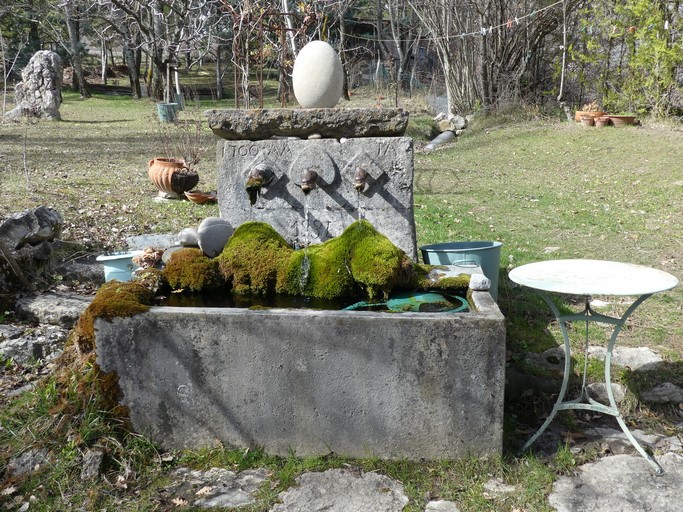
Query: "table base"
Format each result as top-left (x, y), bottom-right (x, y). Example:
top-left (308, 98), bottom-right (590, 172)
top-left (519, 291), bottom-right (663, 475)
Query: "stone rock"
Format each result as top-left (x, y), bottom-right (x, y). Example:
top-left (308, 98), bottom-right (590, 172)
top-left (126, 233), bottom-right (178, 251)
top-left (8, 448), bottom-right (49, 477)
top-left (53, 253), bottom-right (105, 285)
top-left (15, 291), bottom-right (91, 327)
top-left (582, 426), bottom-right (662, 455)
top-left (197, 217), bottom-right (233, 258)
top-left (0, 323), bottom-right (68, 363)
top-left (6, 50), bottom-right (63, 121)
top-left (586, 382), bottom-right (627, 405)
top-left (587, 346), bottom-right (662, 371)
top-left (482, 477), bottom-right (517, 496)
top-left (641, 382), bottom-right (683, 404)
top-left (425, 500), bottom-right (460, 512)
top-left (80, 450), bottom-right (104, 481)
top-left (0, 206), bottom-right (63, 251)
top-left (548, 453), bottom-right (683, 512)
top-left (270, 469), bottom-right (409, 512)
top-left (205, 108), bottom-right (409, 140)
top-left (166, 467), bottom-right (268, 509)
top-left (161, 246), bottom-right (183, 264)
top-left (178, 227), bottom-right (199, 247)
top-left (469, 273), bottom-right (491, 291)
top-left (525, 346), bottom-right (566, 372)
top-left (436, 115), bottom-right (466, 133)
top-left (292, 40), bottom-right (343, 108)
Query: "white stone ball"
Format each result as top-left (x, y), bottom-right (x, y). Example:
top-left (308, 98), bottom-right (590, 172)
top-left (292, 41), bottom-right (343, 109)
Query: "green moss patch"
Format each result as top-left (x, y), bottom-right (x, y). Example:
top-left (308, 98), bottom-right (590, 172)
top-left (217, 221), bottom-right (293, 295)
top-left (163, 248), bottom-right (224, 292)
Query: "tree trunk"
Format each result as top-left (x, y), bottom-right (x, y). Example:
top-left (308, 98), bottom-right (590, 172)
top-left (216, 41), bottom-right (223, 100)
top-left (339, 13), bottom-right (350, 100)
top-left (64, 1), bottom-right (90, 98)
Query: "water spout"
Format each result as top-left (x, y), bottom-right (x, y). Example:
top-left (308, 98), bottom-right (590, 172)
top-left (353, 166), bottom-right (368, 192)
top-left (245, 163), bottom-right (274, 205)
top-left (300, 168), bottom-right (319, 194)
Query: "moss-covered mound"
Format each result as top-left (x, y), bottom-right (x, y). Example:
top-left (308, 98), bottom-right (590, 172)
top-left (159, 220), bottom-right (471, 302)
top-left (217, 221), bottom-right (294, 295)
top-left (283, 219), bottom-right (414, 299)
top-left (163, 247), bottom-right (224, 292)
top-left (73, 280), bottom-right (153, 354)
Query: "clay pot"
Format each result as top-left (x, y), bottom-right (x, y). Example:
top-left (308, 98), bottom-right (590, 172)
top-left (575, 110), bottom-right (605, 122)
top-left (184, 190), bottom-right (218, 204)
top-left (148, 157), bottom-right (199, 198)
top-left (608, 115), bottom-right (636, 127)
top-left (580, 115), bottom-right (595, 127)
top-left (595, 116), bottom-right (610, 127)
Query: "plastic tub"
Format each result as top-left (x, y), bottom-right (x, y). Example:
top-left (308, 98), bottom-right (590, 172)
top-left (420, 241), bottom-right (503, 300)
top-left (96, 251), bottom-right (143, 282)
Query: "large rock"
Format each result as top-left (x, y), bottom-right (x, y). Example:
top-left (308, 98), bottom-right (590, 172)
top-left (6, 50), bottom-right (63, 121)
top-left (205, 108), bottom-right (409, 140)
top-left (271, 469), bottom-right (408, 512)
top-left (0, 206), bottom-right (63, 251)
top-left (15, 291), bottom-right (92, 327)
top-left (548, 453), bottom-right (683, 512)
top-left (640, 382), bottom-right (683, 404)
top-left (163, 467), bottom-right (268, 509)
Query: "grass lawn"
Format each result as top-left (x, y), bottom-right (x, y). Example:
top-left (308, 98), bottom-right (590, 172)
top-left (0, 90), bottom-right (682, 511)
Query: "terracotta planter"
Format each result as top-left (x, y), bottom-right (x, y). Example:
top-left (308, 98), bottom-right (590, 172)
top-left (608, 115), bottom-right (636, 127)
top-left (575, 110), bottom-right (605, 122)
top-left (148, 157), bottom-right (199, 198)
top-left (580, 115), bottom-right (595, 127)
top-left (184, 190), bottom-right (218, 204)
top-left (595, 116), bottom-right (610, 127)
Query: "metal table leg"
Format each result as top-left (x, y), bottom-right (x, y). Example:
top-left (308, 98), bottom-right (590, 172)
top-left (519, 291), bottom-right (663, 475)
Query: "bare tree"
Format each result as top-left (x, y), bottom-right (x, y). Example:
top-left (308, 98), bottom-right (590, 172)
top-left (96, 0), bottom-right (223, 101)
top-left (62, 0), bottom-right (91, 98)
top-left (408, 0), bottom-right (582, 114)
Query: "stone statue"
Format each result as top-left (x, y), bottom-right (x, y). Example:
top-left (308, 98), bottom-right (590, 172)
top-left (6, 50), bottom-right (63, 121)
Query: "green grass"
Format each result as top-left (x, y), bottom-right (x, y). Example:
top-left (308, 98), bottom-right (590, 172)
top-left (1, 91), bottom-right (682, 510)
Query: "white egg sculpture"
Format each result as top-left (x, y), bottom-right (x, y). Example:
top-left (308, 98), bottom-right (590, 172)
top-left (292, 40), bottom-right (343, 109)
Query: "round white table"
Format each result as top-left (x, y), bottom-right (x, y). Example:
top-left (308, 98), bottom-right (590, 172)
top-left (509, 259), bottom-right (678, 474)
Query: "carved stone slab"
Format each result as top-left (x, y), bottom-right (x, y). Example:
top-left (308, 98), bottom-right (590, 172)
top-left (216, 137), bottom-right (417, 260)
top-left (205, 108), bottom-right (409, 141)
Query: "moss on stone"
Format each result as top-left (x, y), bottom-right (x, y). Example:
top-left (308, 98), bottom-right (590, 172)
top-left (163, 248), bottom-right (223, 292)
top-left (59, 279), bottom-right (156, 420)
top-left (298, 220), bottom-right (414, 300)
top-left (217, 221), bottom-right (293, 295)
top-left (213, 220), bottom-right (469, 301)
top-left (73, 280), bottom-right (153, 354)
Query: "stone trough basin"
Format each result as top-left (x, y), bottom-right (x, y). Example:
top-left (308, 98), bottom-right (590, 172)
top-left (95, 283), bottom-right (505, 461)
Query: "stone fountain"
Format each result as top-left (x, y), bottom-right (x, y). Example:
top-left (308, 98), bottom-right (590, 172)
top-left (94, 42), bottom-right (505, 460)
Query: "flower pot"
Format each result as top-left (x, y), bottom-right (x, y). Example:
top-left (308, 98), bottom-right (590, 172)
top-left (608, 115), bottom-right (636, 127)
top-left (595, 116), bottom-right (610, 127)
top-left (580, 115), bottom-right (595, 127)
top-left (148, 157), bottom-right (199, 198)
top-left (574, 110), bottom-right (605, 122)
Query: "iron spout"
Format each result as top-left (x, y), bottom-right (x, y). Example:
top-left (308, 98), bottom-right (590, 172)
top-left (245, 163), bottom-right (274, 205)
top-left (300, 168), bottom-right (319, 194)
top-left (354, 166), bottom-right (368, 192)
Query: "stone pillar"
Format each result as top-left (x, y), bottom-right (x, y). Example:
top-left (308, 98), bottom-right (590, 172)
top-left (7, 51), bottom-right (63, 121)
